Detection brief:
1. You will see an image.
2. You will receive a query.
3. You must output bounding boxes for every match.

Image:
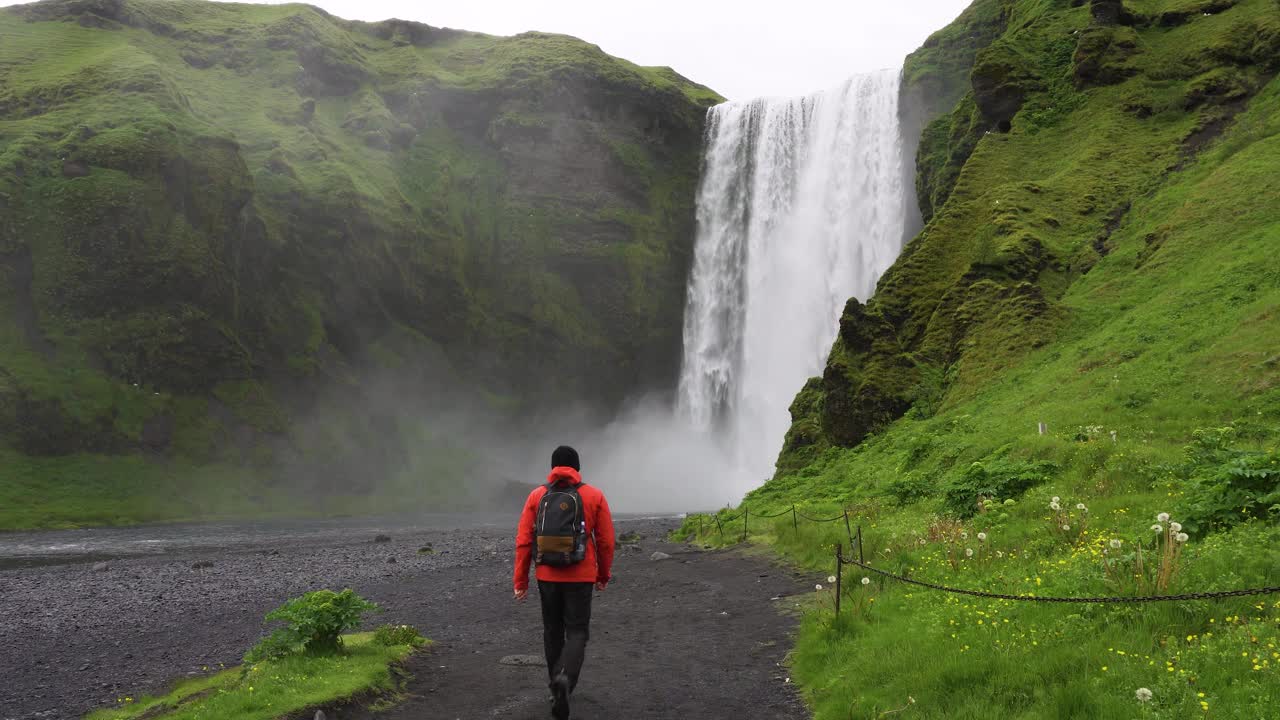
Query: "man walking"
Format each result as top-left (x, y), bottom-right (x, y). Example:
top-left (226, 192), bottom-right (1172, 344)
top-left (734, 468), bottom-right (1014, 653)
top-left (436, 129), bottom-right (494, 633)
top-left (514, 445), bottom-right (615, 720)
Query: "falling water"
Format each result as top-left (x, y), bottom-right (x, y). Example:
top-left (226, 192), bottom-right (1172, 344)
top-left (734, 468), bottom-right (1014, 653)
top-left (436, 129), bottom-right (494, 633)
top-left (677, 69), bottom-right (910, 491)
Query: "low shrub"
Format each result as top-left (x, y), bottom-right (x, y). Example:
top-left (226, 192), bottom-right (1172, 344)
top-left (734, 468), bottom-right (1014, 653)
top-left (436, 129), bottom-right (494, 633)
top-left (245, 589), bottom-right (380, 662)
top-left (372, 624), bottom-right (427, 648)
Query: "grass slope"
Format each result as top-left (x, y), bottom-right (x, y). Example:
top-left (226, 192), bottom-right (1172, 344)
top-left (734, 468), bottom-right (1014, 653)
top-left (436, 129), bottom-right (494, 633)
top-left (84, 632), bottom-right (420, 720)
top-left (708, 0), bottom-right (1280, 717)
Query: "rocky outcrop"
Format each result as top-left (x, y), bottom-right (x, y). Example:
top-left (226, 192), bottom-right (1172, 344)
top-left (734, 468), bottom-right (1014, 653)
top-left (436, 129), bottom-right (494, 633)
top-left (0, 0), bottom-right (721, 483)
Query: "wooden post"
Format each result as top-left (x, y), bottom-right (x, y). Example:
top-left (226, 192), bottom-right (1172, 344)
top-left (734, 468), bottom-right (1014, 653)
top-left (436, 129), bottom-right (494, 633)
top-left (714, 515), bottom-right (723, 536)
top-left (1038, 421), bottom-right (1047, 436)
top-left (835, 543), bottom-right (843, 616)
top-left (699, 515), bottom-right (704, 536)
top-left (791, 505), bottom-right (798, 535)
top-left (843, 509), bottom-right (855, 550)
top-left (856, 525), bottom-right (865, 565)
top-left (742, 507), bottom-right (749, 543)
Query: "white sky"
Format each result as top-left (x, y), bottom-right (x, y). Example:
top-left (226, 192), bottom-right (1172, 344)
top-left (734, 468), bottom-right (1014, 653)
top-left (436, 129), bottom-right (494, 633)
top-left (1, 0), bottom-right (974, 100)
top-left (282, 0), bottom-right (975, 100)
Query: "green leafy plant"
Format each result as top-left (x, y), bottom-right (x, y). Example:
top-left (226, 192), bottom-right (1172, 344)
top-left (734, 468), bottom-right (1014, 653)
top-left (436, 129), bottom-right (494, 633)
top-left (941, 458), bottom-right (1058, 517)
top-left (372, 624), bottom-right (427, 648)
top-left (1178, 427), bottom-right (1280, 532)
top-left (245, 589), bottom-right (380, 662)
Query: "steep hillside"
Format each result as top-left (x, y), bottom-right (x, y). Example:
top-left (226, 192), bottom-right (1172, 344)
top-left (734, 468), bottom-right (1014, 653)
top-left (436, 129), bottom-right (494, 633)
top-left (706, 0), bottom-right (1279, 717)
top-left (0, 0), bottom-right (720, 525)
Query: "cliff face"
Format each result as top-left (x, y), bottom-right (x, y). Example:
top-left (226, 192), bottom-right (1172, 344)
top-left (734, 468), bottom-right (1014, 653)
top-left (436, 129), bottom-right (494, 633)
top-left (0, 0), bottom-right (720, 498)
top-left (777, 0), bottom-right (1280, 472)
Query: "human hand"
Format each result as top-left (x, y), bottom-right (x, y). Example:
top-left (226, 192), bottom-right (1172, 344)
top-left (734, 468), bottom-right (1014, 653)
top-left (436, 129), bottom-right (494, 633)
top-left (514, 588), bottom-right (528, 602)
top-left (595, 581), bottom-right (608, 592)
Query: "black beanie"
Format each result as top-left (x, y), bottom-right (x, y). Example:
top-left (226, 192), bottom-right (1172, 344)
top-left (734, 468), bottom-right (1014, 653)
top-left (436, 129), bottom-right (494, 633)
top-left (551, 445), bottom-right (580, 471)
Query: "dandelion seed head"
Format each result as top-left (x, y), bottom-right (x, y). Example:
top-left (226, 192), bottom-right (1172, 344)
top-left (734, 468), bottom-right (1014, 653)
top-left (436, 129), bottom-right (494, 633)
top-left (1049, 502), bottom-right (1061, 511)
top-left (827, 575), bottom-right (837, 584)
top-left (1052, 496), bottom-right (1061, 503)
top-left (1151, 524), bottom-right (1163, 533)
top-left (965, 548), bottom-right (974, 557)
top-left (1136, 688), bottom-right (1153, 702)
top-left (1176, 532), bottom-right (1189, 543)
top-left (1157, 512), bottom-right (1170, 522)
top-left (1110, 539), bottom-right (1123, 549)
top-left (1062, 524), bottom-right (1071, 531)
top-left (1169, 522), bottom-right (1182, 532)
top-left (861, 577), bottom-right (871, 585)
top-left (815, 584), bottom-right (823, 591)
top-left (977, 532), bottom-right (988, 542)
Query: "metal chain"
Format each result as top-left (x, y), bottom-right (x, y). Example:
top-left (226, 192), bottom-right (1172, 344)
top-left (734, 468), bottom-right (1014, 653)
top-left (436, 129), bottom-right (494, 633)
top-left (839, 556), bottom-right (1280, 603)
top-left (795, 511), bottom-right (845, 523)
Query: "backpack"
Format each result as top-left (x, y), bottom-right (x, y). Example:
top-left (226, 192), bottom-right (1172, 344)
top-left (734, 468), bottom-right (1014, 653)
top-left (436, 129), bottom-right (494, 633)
top-left (535, 480), bottom-right (588, 567)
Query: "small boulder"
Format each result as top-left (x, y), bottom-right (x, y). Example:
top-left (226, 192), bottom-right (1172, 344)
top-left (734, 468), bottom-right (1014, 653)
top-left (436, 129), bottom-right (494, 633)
top-left (191, 560), bottom-right (214, 570)
top-left (650, 552), bottom-right (671, 561)
top-left (386, 557), bottom-right (397, 564)
top-left (92, 562), bottom-right (110, 572)
top-left (314, 711), bottom-right (327, 720)
top-left (416, 545), bottom-right (435, 555)
top-left (374, 534), bottom-right (391, 543)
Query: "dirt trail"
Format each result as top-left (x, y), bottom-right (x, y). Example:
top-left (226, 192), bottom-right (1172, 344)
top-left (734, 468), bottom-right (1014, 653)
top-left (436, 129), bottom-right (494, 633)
top-left (334, 520), bottom-right (811, 720)
top-left (0, 518), bottom-right (811, 720)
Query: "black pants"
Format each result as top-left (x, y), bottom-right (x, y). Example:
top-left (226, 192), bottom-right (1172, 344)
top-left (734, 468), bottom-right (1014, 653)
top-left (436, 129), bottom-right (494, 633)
top-left (537, 580), bottom-right (594, 691)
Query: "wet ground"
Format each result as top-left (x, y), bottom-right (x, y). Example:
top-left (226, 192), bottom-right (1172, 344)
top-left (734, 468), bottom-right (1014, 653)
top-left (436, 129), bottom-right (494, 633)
top-left (0, 517), bottom-right (811, 720)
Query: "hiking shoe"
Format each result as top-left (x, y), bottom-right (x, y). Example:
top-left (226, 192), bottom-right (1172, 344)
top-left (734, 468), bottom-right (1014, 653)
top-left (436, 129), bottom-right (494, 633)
top-left (550, 673), bottom-right (570, 720)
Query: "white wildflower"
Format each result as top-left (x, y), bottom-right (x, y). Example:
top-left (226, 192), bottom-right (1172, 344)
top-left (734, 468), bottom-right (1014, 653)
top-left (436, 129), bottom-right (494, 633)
top-left (1169, 522), bottom-right (1182, 532)
top-left (1151, 524), bottom-right (1163, 533)
top-left (827, 575), bottom-right (837, 584)
top-left (861, 577), bottom-right (871, 586)
top-left (1157, 512), bottom-right (1170, 522)
top-left (1109, 539), bottom-right (1123, 549)
top-left (1136, 687), bottom-right (1153, 702)
top-left (977, 532), bottom-right (988, 542)
top-left (1176, 532), bottom-right (1189, 543)
top-left (965, 548), bottom-right (974, 558)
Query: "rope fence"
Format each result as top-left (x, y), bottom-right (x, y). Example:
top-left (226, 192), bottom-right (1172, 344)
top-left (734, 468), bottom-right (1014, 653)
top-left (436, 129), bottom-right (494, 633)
top-left (687, 507), bottom-right (1280, 615)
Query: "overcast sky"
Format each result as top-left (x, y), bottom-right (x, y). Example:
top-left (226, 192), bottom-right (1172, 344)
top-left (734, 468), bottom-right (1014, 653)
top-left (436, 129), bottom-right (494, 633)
top-left (0, 0), bottom-right (974, 100)
top-left (280, 0), bottom-right (974, 100)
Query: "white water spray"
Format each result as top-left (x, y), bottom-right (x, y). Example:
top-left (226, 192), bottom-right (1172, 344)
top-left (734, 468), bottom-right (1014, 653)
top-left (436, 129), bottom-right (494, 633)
top-left (676, 70), bottom-right (911, 498)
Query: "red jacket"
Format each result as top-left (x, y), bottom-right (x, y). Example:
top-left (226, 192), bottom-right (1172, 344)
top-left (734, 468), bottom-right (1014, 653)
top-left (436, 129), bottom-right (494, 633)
top-left (514, 467), bottom-right (615, 592)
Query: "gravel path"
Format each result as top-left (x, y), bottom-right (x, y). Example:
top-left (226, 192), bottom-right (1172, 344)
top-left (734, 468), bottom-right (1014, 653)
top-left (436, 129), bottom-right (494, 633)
top-left (0, 518), bottom-right (811, 720)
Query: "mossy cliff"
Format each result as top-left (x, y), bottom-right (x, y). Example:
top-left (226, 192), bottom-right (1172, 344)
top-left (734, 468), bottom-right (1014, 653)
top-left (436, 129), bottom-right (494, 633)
top-left (0, 0), bottom-right (720, 522)
top-left (778, 0), bottom-right (1280, 473)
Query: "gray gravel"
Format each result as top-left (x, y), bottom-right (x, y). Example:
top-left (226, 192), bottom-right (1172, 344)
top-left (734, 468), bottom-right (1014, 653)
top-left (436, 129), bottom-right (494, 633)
top-left (0, 521), bottom-right (508, 720)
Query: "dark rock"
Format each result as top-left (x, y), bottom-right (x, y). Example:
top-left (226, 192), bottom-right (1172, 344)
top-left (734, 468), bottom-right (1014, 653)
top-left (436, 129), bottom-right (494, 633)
top-left (1089, 0), bottom-right (1135, 26)
top-left (970, 43), bottom-right (1041, 128)
top-left (140, 413), bottom-right (174, 451)
top-left (374, 534), bottom-right (391, 543)
top-left (386, 557), bottom-right (397, 564)
top-left (1074, 26), bottom-right (1141, 88)
top-left (60, 160), bottom-right (90, 178)
top-left (191, 561), bottom-right (214, 570)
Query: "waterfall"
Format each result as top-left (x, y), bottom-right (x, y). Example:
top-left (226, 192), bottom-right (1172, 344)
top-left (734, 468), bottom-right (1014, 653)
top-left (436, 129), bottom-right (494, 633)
top-left (677, 69), bottom-right (910, 488)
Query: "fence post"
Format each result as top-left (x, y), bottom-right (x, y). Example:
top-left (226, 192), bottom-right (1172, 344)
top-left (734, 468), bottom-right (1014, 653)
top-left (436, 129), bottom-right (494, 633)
top-left (835, 543), bottom-right (843, 616)
top-left (791, 505), bottom-right (798, 535)
top-left (699, 515), bottom-right (704, 537)
top-left (843, 509), bottom-right (855, 550)
top-left (714, 515), bottom-right (723, 536)
top-left (857, 525), bottom-right (865, 565)
top-left (742, 507), bottom-right (749, 543)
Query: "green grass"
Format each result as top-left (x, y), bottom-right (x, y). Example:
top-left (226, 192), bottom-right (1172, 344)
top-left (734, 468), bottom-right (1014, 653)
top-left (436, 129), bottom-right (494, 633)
top-left (84, 632), bottom-right (422, 720)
